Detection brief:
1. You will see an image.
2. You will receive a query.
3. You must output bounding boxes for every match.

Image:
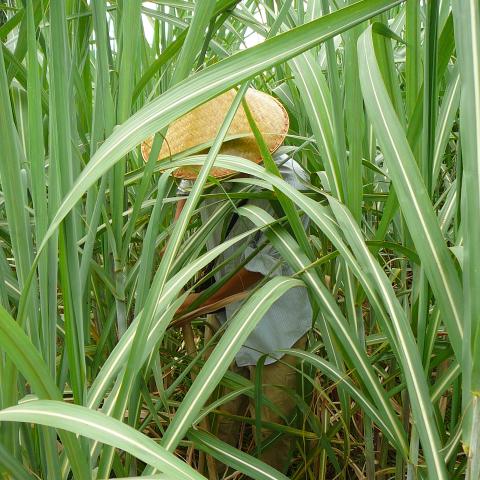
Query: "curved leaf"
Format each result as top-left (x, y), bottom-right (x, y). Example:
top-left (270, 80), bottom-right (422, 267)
top-left (0, 400), bottom-right (205, 480)
top-left (357, 25), bottom-right (463, 362)
top-left (161, 277), bottom-right (305, 451)
top-left (0, 304), bottom-right (90, 478)
top-left (189, 429), bottom-right (289, 480)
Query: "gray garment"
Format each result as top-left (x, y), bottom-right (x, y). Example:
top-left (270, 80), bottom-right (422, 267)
top-left (178, 154), bottom-right (312, 366)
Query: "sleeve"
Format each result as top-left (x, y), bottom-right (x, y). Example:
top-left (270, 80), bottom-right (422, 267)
top-left (176, 179), bottom-right (193, 196)
top-left (242, 235), bottom-right (284, 277)
top-left (242, 155), bottom-right (310, 277)
top-left (242, 223), bottom-right (303, 277)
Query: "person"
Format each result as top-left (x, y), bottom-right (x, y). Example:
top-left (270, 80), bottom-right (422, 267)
top-left (142, 88), bottom-right (313, 474)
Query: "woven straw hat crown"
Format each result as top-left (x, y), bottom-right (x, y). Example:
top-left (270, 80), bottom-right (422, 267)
top-left (141, 88), bottom-right (289, 180)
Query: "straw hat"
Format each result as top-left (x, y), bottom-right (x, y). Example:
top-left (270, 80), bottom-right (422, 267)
top-left (141, 88), bottom-right (289, 180)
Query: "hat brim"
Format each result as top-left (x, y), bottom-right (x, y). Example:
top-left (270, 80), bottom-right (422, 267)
top-left (141, 89), bottom-right (289, 180)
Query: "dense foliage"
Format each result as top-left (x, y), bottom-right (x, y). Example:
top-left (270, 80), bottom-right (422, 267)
top-left (0, 1), bottom-right (479, 479)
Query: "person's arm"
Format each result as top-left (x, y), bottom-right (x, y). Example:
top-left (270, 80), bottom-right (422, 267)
top-left (175, 198), bottom-right (187, 220)
top-left (157, 198), bottom-right (187, 259)
top-left (175, 194), bottom-right (262, 312)
top-left (179, 267), bottom-right (263, 313)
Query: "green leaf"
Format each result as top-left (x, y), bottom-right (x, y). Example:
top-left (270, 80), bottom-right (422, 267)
top-left (161, 277), bottom-right (305, 451)
top-left (0, 400), bottom-right (205, 480)
top-left (357, 25), bottom-right (463, 362)
top-left (189, 429), bottom-right (289, 480)
top-left (451, 0), bottom-right (480, 471)
top-left (0, 304), bottom-right (90, 478)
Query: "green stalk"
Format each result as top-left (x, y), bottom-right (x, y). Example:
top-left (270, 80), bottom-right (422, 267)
top-left (27, 9), bottom-right (59, 477)
top-left (112, 0), bottom-right (142, 338)
top-left (451, 2), bottom-right (480, 471)
top-left (0, 16), bottom-right (39, 468)
top-left (422, 0), bottom-right (439, 194)
top-left (405, 0), bottom-right (421, 123)
top-left (343, 12), bottom-right (364, 222)
top-left (49, 0), bottom-right (85, 405)
top-left (26, 0), bottom-right (50, 370)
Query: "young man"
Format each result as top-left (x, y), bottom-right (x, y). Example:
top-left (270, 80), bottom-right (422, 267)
top-left (143, 88), bottom-right (313, 473)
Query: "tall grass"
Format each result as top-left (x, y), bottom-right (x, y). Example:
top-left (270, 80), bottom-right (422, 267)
top-left (0, 1), bottom-right (478, 479)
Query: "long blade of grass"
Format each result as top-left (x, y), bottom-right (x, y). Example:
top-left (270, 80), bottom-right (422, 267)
top-left (0, 20), bottom-right (39, 465)
top-left (189, 429), bottom-right (289, 480)
top-left (451, 2), bottom-right (480, 474)
top-left (289, 51), bottom-right (344, 201)
top-left (0, 303), bottom-right (90, 479)
top-left (432, 67), bottom-right (460, 186)
top-left (236, 203), bottom-right (407, 453)
top-left (357, 25), bottom-right (463, 360)
top-left (0, 400), bottom-right (206, 480)
top-left (328, 196), bottom-right (448, 479)
top-left (49, 0), bottom-right (85, 404)
top-left (0, 13), bottom-right (36, 329)
top-left (0, 442), bottom-right (36, 480)
top-left (26, 0), bottom-right (50, 368)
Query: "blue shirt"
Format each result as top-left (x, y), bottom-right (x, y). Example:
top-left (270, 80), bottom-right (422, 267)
top-left (178, 153), bottom-right (312, 366)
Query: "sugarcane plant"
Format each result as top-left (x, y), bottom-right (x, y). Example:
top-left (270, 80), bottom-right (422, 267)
top-left (0, 0), bottom-right (478, 479)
